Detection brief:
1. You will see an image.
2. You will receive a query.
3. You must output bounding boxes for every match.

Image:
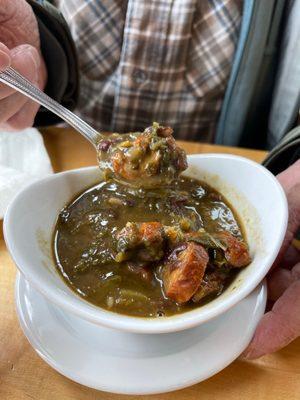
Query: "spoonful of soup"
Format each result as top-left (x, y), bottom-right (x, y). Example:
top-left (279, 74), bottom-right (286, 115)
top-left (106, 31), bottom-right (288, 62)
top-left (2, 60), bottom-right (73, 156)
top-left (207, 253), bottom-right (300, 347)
top-left (0, 68), bottom-right (187, 188)
top-left (97, 122), bottom-right (188, 188)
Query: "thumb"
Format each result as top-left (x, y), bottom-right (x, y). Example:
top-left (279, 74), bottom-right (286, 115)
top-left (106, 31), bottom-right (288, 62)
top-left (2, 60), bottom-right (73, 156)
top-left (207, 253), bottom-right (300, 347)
top-left (0, 42), bottom-right (11, 70)
top-left (243, 280), bottom-right (300, 359)
top-left (10, 44), bottom-right (41, 81)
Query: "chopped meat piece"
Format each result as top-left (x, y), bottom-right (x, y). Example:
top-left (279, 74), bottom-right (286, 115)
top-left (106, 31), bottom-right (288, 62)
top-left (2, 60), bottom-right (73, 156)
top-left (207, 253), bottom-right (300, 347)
top-left (186, 229), bottom-right (251, 268)
top-left (165, 136), bottom-right (188, 172)
top-left (115, 222), bottom-right (188, 263)
top-left (163, 242), bottom-right (209, 303)
top-left (215, 231), bottom-right (251, 268)
top-left (192, 271), bottom-right (226, 302)
top-left (145, 124), bottom-right (174, 137)
top-left (133, 133), bottom-right (152, 151)
top-left (115, 222), bottom-right (165, 262)
top-left (139, 222), bottom-right (163, 244)
top-left (164, 226), bottom-right (184, 245)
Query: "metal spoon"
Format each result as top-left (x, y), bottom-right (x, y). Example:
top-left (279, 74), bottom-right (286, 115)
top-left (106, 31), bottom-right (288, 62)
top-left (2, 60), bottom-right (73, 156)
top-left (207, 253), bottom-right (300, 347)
top-left (0, 67), bottom-right (100, 145)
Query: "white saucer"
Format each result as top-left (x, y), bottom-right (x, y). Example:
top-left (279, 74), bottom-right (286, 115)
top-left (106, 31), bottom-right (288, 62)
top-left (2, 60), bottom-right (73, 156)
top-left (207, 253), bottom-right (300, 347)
top-left (15, 273), bottom-right (266, 395)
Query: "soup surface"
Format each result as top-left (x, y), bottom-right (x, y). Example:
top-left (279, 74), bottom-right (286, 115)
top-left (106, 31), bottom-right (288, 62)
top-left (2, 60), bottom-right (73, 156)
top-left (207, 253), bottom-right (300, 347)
top-left (54, 176), bottom-right (250, 317)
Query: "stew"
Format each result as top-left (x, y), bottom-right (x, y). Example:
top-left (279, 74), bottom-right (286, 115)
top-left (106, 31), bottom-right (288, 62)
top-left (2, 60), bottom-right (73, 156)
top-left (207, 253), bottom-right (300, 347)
top-left (53, 160), bottom-right (250, 317)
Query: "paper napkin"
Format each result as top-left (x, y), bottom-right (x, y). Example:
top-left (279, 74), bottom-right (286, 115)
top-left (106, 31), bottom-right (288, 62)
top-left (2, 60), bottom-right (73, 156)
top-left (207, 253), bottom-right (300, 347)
top-left (0, 128), bottom-right (53, 219)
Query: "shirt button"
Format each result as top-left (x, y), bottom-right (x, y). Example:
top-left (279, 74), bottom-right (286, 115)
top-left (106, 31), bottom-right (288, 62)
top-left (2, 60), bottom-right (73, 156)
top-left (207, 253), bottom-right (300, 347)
top-left (132, 68), bottom-right (147, 84)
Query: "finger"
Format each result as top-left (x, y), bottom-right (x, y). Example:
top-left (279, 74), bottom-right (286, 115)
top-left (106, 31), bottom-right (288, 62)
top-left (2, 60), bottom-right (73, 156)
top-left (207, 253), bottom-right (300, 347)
top-left (0, 43), bottom-right (12, 97)
top-left (0, 44), bottom-right (39, 100)
top-left (0, 44), bottom-right (40, 125)
top-left (280, 244), bottom-right (300, 270)
top-left (243, 279), bottom-right (300, 359)
top-left (268, 262), bottom-right (300, 301)
top-left (268, 268), bottom-right (293, 301)
top-left (0, 42), bottom-right (10, 70)
top-left (277, 159), bottom-right (300, 192)
top-left (273, 162), bottom-right (300, 268)
top-left (6, 99), bottom-right (40, 130)
top-left (0, 92), bottom-right (31, 123)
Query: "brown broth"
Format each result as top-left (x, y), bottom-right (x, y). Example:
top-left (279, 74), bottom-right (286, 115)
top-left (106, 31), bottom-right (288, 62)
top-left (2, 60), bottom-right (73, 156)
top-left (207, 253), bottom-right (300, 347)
top-left (53, 176), bottom-right (244, 317)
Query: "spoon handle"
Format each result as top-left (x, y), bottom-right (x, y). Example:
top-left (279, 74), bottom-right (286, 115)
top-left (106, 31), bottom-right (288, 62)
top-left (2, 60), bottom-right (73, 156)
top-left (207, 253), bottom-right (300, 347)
top-left (0, 67), bottom-right (100, 146)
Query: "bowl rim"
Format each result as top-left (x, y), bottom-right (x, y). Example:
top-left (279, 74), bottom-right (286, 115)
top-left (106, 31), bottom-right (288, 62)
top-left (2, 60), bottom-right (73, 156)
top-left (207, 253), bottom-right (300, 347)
top-left (4, 153), bottom-right (288, 333)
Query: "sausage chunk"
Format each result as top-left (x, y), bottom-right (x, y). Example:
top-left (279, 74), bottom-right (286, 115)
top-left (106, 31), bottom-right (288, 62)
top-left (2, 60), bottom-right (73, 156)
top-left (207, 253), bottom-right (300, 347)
top-left (215, 231), bottom-right (251, 268)
top-left (163, 242), bottom-right (209, 303)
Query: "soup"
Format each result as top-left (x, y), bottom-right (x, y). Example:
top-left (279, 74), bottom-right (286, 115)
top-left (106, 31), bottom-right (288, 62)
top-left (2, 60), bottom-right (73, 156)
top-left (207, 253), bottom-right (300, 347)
top-left (53, 176), bottom-right (250, 317)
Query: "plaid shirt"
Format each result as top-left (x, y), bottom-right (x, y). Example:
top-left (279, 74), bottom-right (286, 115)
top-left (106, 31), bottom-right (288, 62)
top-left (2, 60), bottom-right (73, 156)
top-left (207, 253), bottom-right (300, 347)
top-left (54, 0), bottom-right (242, 141)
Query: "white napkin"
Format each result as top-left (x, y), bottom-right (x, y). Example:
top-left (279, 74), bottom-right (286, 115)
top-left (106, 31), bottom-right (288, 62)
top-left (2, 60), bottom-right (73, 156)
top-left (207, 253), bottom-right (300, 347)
top-left (0, 128), bottom-right (53, 219)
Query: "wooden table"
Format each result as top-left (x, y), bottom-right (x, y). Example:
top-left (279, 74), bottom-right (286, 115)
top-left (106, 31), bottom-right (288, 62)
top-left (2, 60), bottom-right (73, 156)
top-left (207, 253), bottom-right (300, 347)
top-left (1, 127), bottom-right (300, 400)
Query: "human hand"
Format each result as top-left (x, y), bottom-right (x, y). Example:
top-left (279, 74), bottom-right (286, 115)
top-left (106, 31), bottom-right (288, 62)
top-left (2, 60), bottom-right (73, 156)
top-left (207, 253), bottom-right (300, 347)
top-left (243, 159), bottom-right (300, 359)
top-left (0, 0), bottom-right (47, 130)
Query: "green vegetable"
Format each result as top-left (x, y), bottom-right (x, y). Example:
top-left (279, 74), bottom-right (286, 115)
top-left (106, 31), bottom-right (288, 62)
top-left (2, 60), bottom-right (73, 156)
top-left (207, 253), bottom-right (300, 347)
top-left (187, 229), bottom-right (227, 251)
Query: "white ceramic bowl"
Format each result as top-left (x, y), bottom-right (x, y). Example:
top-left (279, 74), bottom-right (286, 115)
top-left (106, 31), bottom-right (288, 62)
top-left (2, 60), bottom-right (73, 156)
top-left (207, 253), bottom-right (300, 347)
top-left (4, 154), bottom-right (288, 334)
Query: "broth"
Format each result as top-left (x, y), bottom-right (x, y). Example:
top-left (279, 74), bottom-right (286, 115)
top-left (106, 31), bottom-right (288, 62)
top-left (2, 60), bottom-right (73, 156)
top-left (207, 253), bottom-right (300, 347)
top-left (53, 176), bottom-right (248, 317)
